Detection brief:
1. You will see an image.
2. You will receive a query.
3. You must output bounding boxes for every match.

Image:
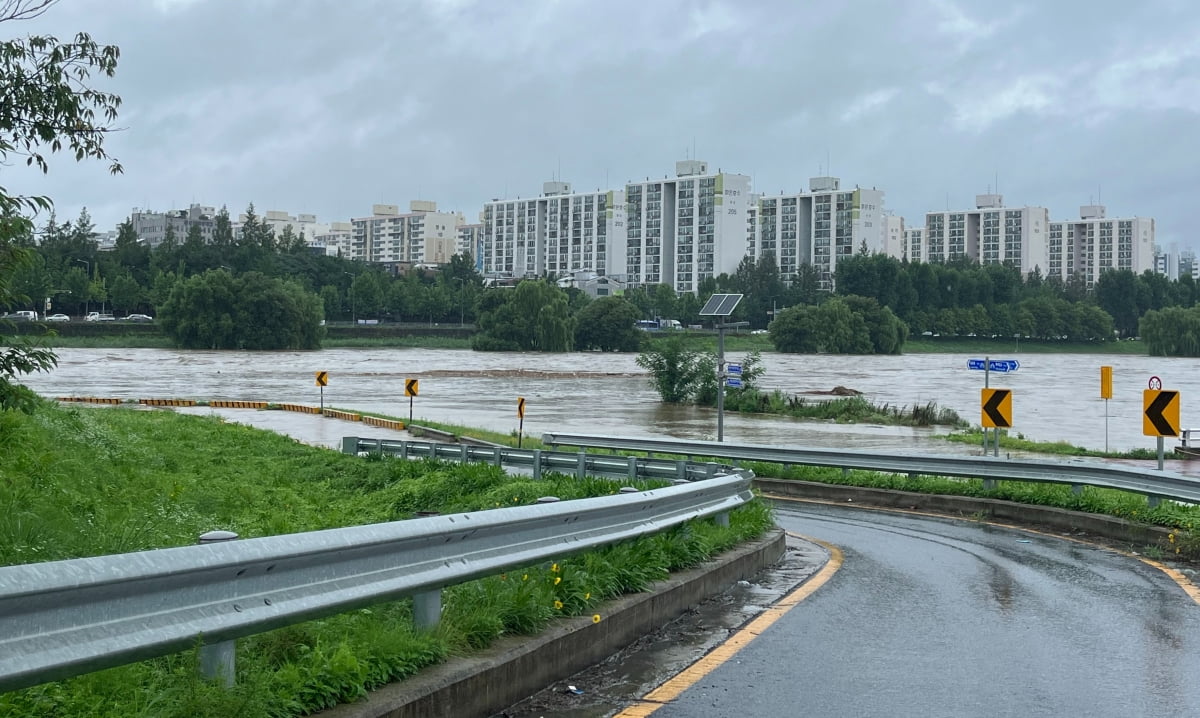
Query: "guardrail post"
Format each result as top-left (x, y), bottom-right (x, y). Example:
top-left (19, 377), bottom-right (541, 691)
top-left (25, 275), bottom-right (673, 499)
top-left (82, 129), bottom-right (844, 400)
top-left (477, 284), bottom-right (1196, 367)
top-left (676, 461), bottom-right (687, 482)
top-left (982, 479), bottom-right (997, 491)
top-left (341, 437), bottom-right (359, 455)
top-left (714, 511), bottom-right (730, 528)
top-left (373, 438), bottom-right (383, 453)
top-left (197, 530), bottom-right (239, 688)
top-left (627, 456), bottom-right (638, 479)
top-left (493, 447), bottom-right (503, 466)
top-left (400, 440), bottom-right (409, 460)
top-left (1072, 484), bottom-right (1083, 496)
top-left (460, 444), bottom-right (470, 463)
top-left (706, 463), bottom-right (718, 480)
top-left (1148, 495), bottom-right (1161, 508)
top-left (533, 449), bottom-right (543, 479)
top-left (412, 590), bottom-right (441, 630)
top-left (577, 452), bottom-right (587, 479)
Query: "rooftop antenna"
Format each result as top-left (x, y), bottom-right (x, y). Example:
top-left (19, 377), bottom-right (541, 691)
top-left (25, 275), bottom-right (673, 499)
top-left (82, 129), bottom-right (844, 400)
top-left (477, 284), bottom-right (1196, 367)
top-left (692, 136), bottom-right (696, 161)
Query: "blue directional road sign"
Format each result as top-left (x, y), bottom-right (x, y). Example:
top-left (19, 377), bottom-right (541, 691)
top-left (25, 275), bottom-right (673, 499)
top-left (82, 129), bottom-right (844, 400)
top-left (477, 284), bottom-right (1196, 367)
top-left (727, 363), bottom-right (743, 375)
top-left (968, 359), bottom-right (1020, 373)
top-left (726, 378), bottom-right (743, 389)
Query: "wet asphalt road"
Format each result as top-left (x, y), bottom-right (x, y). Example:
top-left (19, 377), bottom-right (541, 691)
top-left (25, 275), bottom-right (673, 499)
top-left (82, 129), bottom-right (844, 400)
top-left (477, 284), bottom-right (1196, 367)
top-left (649, 502), bottom-right (1200, 718)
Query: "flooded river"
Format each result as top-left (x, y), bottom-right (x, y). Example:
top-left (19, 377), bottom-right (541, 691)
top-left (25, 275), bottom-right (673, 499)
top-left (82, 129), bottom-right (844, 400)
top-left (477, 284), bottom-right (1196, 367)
top-left (16, 347), bottom-right (1199, 453)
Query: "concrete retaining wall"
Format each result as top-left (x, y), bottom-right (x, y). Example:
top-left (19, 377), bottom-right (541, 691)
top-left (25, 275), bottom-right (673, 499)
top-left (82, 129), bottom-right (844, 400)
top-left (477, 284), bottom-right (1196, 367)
top-left (318, 529), bottom-right (786, 718)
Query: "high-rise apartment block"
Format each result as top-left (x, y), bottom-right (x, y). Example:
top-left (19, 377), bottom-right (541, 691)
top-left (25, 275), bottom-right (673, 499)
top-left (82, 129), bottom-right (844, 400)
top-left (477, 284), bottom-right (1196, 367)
top-left (750, 177), bottom-right (884, 288)
top-left (350, 201), bottom-right (461, 265)
top-left (482, 181), bottom-right (626, 279)
top-left (1048, 205), bottom-right (1154, 286)
top-left (624, 161), bottom-right (750, 292)
top-left (457, 222), bottom-right (484, 270)
top-left (915, 195), bottom-right (1049, 275)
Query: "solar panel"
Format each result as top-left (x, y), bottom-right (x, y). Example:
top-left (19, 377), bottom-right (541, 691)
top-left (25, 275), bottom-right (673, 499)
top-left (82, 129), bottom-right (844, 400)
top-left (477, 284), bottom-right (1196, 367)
top-left (699, 293), bottom-right (743, 317)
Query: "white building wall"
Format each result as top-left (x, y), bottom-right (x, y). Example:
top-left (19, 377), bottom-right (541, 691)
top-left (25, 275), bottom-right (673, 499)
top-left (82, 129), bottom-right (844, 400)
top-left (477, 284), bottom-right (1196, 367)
top-left (881, 215), bottom-right (905, 259)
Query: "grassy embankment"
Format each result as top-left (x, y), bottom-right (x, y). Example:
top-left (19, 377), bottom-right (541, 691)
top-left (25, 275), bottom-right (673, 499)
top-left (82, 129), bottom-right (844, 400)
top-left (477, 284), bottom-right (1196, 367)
top-left (0, 403), bottom-right (771, 718)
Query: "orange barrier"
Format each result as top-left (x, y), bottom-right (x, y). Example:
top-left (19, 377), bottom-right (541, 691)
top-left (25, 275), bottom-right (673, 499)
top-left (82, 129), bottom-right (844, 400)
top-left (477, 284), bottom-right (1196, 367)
top-left (138, 398), bottom-right (197, 407)
top-left (56, 396), bottom-right (122, 405)
top-left (362, 415), bottom-right (405, 431)
top-left (277, 403), bottom-right (321, 414)
top-left (323, 408), bottom-right (361, 422)
top-left (208, 400), bottom-right (269, 409)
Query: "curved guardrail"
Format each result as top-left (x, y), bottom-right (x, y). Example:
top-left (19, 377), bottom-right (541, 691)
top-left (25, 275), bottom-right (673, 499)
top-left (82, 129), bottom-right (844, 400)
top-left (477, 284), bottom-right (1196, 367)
top-left (540, 433), bottom-right (1200, 505)
top-left (342, 436), bottom-right (736, 482)
top-left (0, 469), bottom-right (752, 693)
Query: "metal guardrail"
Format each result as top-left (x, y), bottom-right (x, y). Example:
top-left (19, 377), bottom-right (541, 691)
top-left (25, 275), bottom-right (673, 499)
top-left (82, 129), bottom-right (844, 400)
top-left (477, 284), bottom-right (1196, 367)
top-left (541, 432), bottom-right (1200, 505)
top-left (0, 468), bottom-right (752, 693)
top-left (342, 436), bottom-right (736, 482)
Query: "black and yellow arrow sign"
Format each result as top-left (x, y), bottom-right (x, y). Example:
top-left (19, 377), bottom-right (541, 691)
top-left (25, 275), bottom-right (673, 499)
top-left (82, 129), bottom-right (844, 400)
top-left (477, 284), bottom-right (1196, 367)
top-left (315, 371), bottom-right (328, 387)
top-left (405, 378), bottom-right (419, 397)
top-left (517, 396), bottom-right (526, 420)
top-left (981, 388), bottom-right (1012, 428)
top-left (1143, 389), bottom-right (1180, 437)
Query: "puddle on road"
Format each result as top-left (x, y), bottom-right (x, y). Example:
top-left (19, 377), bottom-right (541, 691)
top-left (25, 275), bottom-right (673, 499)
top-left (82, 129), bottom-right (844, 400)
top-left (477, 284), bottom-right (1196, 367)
top-left (495, 537), bottom-right (827, 718)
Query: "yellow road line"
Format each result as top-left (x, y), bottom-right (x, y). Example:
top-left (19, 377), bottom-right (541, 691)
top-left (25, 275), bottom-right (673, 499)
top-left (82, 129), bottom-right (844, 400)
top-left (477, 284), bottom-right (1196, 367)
top-left (614, 534), bottom-right (842, 717)
top-left (765, 492), bottom-right (1200, 606)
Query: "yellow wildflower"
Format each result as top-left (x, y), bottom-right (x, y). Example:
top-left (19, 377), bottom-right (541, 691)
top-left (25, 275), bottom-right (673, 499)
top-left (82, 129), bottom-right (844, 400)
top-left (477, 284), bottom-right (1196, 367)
top-left (592, 614), bottom-right (601, 623)
top-left (584, 592), bottom-right (591, 600)
top-left (522, 574), bottom-right (528, 581)
top-left (551, 563), bottom-right (559, 573)
top-left (554, 600), bottom-right (563, 610)
top-left (554, 576), bottom-right (562, 585)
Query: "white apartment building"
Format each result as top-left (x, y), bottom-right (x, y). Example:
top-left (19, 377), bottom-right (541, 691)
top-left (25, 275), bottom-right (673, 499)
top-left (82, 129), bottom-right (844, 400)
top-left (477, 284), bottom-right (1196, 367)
top-left (919, 195), bottom-right (1049, 275)
top-left (311, 221), bottom-right (353, 257)
top-left (903, 227), bottom-right (924, 262)
top-left (751, 177), bottom-right (884, 288)
top-left (129, 204), bottom-right (218, 247)
top-left (624, 160), bottom-right (750, 293)
top-left (235, 210), bottom-right (330, 245)
top-left (882, 214), bottom-right (905, 259)
top-left (482, 181), bottom-right (626, 279)
top-left (457, 223), bottom-right (484, 270)
top-left (351, 201), bottom-right (461, 265)
top-left (1047, 205), bottom-right (1154, 286)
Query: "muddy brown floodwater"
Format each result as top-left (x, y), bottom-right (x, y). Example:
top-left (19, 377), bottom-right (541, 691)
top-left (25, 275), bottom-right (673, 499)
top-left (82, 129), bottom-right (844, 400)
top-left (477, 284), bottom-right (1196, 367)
top-left (17, 347), bottom-right (1200, 454)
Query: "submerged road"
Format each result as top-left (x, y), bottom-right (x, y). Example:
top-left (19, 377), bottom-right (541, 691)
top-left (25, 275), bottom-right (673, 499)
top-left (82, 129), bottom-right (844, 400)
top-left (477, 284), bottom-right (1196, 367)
top-left (631, 502), bottom-right (1200, 718)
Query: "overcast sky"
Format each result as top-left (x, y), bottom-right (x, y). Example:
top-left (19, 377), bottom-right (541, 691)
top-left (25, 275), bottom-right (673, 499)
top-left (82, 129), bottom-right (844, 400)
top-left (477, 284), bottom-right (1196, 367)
top-left (10, 0), bottom-right (1199, 250)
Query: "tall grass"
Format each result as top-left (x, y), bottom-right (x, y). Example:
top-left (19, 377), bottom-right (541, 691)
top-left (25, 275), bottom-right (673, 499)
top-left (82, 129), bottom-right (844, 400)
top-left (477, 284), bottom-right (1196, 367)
top-left (724, 390), bottom-right (968, 428)
top-left (0, 403), bottom-right (770, 717)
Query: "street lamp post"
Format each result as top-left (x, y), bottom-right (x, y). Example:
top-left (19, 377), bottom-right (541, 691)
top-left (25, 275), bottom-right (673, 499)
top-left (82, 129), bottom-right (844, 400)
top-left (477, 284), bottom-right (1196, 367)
top-left (75, 259), bottom-right (90, 316)
top-left (343, 272), bottom-right (355, 324)
top-left (453, 277), bottom-right (465, 327)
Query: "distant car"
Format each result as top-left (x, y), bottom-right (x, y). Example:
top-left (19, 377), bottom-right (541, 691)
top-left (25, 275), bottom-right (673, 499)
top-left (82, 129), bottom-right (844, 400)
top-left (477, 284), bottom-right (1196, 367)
top-left (45, 313), bottom-right (70, 322)
top-left (750, 329), bottom-right (769, 335)
top-left (85, 312), bottom-right (115, 322)
top-left (4, 310), bottom-right (37, 321)
top-left (124, 313), bottom-right (154, 322)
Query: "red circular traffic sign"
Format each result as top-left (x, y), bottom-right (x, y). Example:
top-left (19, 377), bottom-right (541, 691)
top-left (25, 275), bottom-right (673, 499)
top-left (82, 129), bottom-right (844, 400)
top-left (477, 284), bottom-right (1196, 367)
top-left (1149, 375), bottom-right (1162, 390)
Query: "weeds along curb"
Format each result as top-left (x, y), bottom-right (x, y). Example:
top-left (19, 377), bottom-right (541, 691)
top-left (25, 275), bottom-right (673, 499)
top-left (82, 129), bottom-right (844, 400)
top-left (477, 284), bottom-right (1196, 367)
top-left (756, 478), bottom-right (1174, 547)
top-left (315, 529), bottom-right (787, 718)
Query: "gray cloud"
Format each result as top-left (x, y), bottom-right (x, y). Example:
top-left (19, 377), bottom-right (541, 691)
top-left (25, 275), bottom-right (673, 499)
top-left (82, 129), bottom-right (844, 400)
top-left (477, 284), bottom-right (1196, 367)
top-left (7, 0), bottom-right (1197, 250)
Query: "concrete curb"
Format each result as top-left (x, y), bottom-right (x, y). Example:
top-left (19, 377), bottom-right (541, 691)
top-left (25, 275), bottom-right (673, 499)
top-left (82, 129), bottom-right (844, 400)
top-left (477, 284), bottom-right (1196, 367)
top-left (317, 529), bottom-right (787, 718)
top-left (756, 477), bottom-right (1174, 546)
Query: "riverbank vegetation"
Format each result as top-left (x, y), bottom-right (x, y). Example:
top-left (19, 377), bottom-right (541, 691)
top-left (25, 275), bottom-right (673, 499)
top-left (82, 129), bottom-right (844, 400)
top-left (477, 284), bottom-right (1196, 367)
top-left (636, 338), bottom-right (966, 427)
top-left (0, 402), bottom-right (771, 717)
top-left (943, 429), bottom-right (1179, 460)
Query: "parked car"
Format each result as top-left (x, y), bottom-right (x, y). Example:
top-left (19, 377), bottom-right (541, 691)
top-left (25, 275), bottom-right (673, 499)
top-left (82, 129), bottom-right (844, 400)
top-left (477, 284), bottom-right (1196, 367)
top-left (45, 313), bottom-right (70, 322)
top-left (85, 312), bottom-right (115, 322)
top-left (124, 313), bottom-right (154, 322)
top-left (4, 310), bottom-right (37, 321)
